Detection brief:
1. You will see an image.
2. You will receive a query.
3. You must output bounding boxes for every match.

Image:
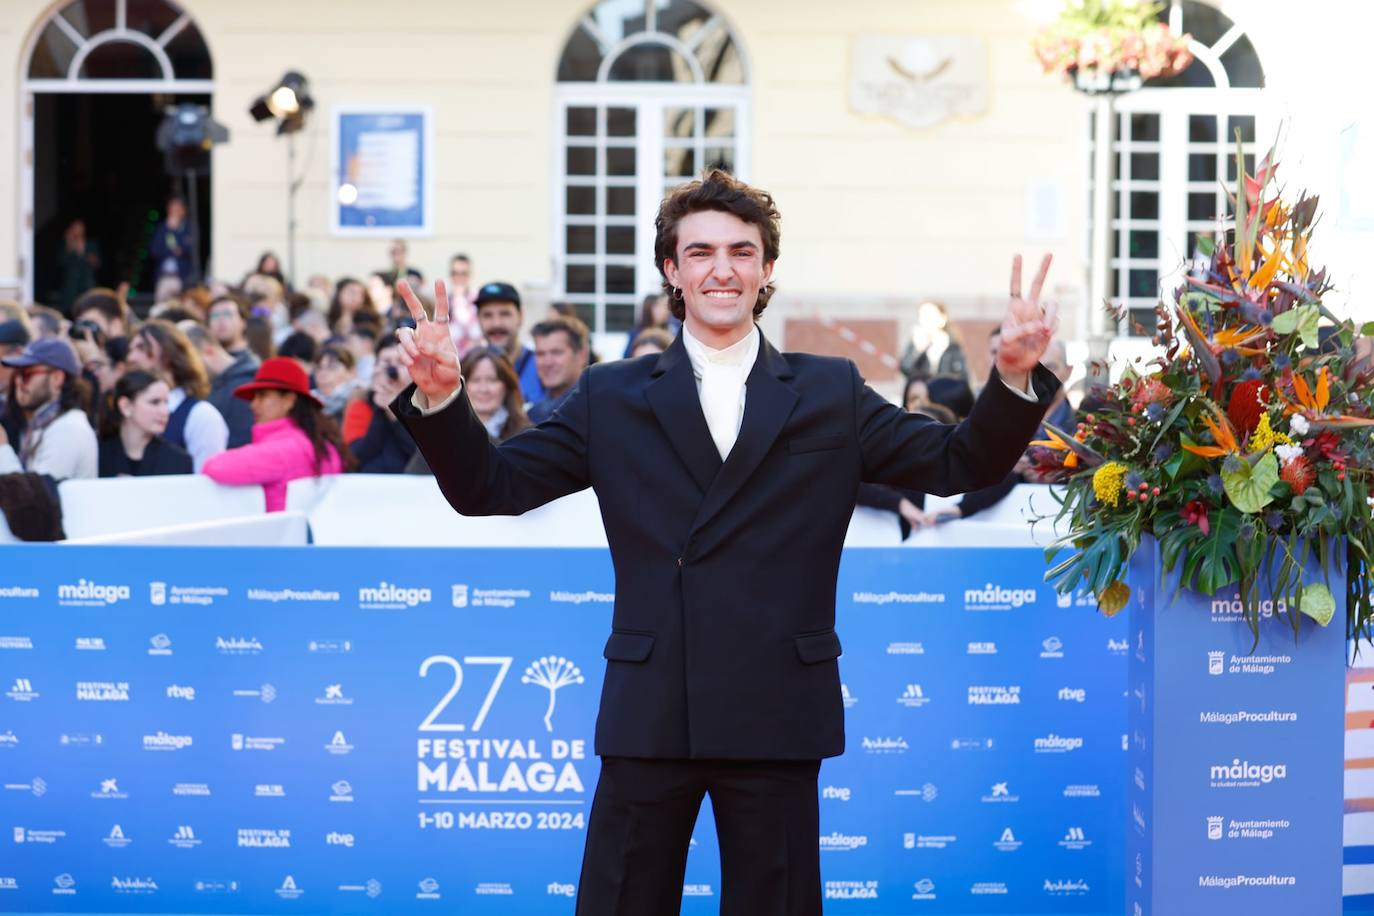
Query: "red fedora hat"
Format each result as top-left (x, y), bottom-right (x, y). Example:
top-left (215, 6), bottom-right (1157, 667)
top-left (233, 356), bottom-right (322, 408)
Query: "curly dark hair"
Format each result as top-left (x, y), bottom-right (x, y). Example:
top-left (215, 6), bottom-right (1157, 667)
top-left (653, 169), bottom-right (781, 322)
top-left (0, 472), bottom-right (64, 540)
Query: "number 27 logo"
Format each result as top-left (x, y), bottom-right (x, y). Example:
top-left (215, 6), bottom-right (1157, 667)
top-left (418, 656), bottom-right (512, 733)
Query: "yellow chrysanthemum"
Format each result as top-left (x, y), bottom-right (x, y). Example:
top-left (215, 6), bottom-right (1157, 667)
top-left (1248, 413), bottom-right (1293, 454)
top-left (1092, 462), bottom-right (1128, 508)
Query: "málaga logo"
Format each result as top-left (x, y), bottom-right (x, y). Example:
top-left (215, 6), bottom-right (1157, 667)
top-left (964, 583), bottom-right (1037, 610)
top-left (1209, 758), bottom-right (1288, 787)
top-left (57, 579), bottom-right (130, 606)
top-left (359, 582), bottom-right (431, 609)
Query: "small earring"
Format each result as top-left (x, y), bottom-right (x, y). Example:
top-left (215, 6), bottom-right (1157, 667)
top-left (671, 286), bottom-right (684, 301)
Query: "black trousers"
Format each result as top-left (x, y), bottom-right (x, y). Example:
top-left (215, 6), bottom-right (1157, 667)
top-left (575, 756), bottom-right (823, 916)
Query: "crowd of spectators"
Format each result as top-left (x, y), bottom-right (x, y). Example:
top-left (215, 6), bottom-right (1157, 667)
top-left (0, 235), bottom-right (1075, 540)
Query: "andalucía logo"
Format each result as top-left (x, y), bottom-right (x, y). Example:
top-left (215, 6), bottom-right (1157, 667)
top-left (103, 825), bottom-right (131, 848)
top-left (57, 579), bottom-right (130, 606)
top-left (861, 736), bottom-right (909, 754)
top-left (358, 581), bottom-right (431, 609)
top-left (216, 636), bottom-right (263, 655)
top-left (111, 877), bottom-right (157, 895)
top-left (1044, 879), bottom-right (1090, 896)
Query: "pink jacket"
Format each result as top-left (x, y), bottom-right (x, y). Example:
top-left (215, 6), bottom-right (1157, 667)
top-left (202, 417), bottom-right (342, 512)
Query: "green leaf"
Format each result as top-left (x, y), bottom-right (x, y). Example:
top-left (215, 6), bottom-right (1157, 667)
top-left (1222, 451), bottom-right (1279, 514)
top-left (1299, 582), bottom-right (1336, 626)
top-left (1270, 304), bottom-right (1320, 348)
top-left (1196, 235), bottom-right (1215, 257)
top-left (1360, 321), bottom-right (1374, 337)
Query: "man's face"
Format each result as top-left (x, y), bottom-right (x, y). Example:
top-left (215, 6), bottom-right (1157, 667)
top-left (534, 331), bottom-right (586, 393)
top-left (14, 366), bottom-right (60, 412)
top-left (167, 200), bottom-right (186, 223)
top-left (478, 302), bottom-right (522, 355)
top-left (208, 301), bottom-right (246, 349)
top-left (663, 210), bottom-right (772, 340)
top-left (390, 242), bottom-right (407, 268)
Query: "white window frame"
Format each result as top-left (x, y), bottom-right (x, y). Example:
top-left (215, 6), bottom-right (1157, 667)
top-left (1095, 0), bottom-right (1271, 338)
top-left (552, 85), bottom-right (750, 334)
top-left (17, 0), bottom-right (211, 303)
top-left (552, 0), bottom-right (751, 336)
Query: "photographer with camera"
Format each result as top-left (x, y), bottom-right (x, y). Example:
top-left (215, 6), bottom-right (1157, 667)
top-left (344, 332), bottom-right (418, 473)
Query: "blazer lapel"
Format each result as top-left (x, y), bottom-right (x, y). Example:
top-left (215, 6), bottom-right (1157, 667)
top-left (690, 335), bottom-right (798, 536)
top-left (644, 335), bottom-right (723, 494)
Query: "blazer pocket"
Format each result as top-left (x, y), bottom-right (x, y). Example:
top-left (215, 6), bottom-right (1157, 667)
top-left (788, 434), bottom-right (846, 455)
top-left (794, 629), bottom-right (843, 664)
top-left (603, 630), bottom-right (655, 662)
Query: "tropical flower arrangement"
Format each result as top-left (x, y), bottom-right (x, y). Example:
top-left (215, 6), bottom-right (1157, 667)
top-left (1032, 0), bottom-right (1194, 91)
top-left (1032, 140), bottom-right (1374, 643)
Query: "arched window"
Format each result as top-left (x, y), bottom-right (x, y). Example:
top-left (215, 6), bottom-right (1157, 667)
top-left (1100, 0), bottom-right (1266, 335)
top-left (27, 0), bottom-right (212, 84)
top-left (20, 0), bottom-right (213, 305)
top-left (554, 0), bottom-right (749, 334)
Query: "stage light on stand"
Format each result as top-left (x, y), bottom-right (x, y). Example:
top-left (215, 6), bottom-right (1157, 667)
top-left (249, 71), bottom-right (314, 286)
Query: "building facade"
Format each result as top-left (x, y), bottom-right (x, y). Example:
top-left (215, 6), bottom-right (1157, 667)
top-left (1, 0), bottom-right (1369, 384)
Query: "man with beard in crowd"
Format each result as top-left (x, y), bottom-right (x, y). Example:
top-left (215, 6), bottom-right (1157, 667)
top-left (474, 282), bottom-right (543, 403)
top-left (0, 337), bottom-right (96, 479)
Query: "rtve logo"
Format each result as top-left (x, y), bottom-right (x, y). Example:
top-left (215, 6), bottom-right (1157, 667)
top-left (821, 786), bottom-right (852, 801)
top-left (547, 883), bottom-right (576, 897)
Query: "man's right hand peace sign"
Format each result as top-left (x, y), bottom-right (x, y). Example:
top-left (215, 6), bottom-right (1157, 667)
top-left (396, 279), bottom-right (463, 406)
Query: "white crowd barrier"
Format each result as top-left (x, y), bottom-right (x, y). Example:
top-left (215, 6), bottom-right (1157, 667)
top-left (35, 474), bottom-right (1067, 548)
top-left (63, 512), bottom-right (309, 546)
top-left (56, 475), bottom-right (265, 540)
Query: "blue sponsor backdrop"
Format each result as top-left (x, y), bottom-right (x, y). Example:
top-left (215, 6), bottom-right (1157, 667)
top-left (1127, 541), bottom-right (1346, 915)
top-left (0, 545), bottom-right (1127, 914)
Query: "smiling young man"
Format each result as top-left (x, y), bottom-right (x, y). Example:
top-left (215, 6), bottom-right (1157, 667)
top-left (391, 170), bottom-right (1060, 915)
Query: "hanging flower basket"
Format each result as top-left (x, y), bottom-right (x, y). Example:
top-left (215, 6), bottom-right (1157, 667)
top-left (1033, 1), bottom-right (1193, 95)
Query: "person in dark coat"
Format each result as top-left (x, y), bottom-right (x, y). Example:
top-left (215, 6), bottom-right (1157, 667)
top-left (390, 170), bottom-right (1061, 916)
top-left (98, 370), bottom-right (193, 477)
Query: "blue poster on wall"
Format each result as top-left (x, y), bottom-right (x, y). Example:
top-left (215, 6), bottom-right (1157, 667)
top-left (0, 545), bottom-right (1126, 913)
top-left (331, 107), bottom-right (431, 235)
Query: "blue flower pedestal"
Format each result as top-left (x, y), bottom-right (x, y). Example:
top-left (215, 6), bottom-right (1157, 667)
top-left (1125, 538), bottom-right (1345, 915)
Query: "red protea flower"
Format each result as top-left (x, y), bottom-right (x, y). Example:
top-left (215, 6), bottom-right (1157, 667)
top-left (1227, 379), bottom-right (1268, 436)
top-left (1279, 455), bottom-right (1315, 492)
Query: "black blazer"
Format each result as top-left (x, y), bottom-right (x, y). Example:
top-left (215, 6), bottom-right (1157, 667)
top-left (395, 330), bottom-right (1059, 760)
top-left (98, 435), bottom-right (193, 478)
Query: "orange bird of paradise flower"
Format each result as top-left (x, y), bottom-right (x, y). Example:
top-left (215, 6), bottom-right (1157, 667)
top-left (1181, 404), bottom-right (1241, 459)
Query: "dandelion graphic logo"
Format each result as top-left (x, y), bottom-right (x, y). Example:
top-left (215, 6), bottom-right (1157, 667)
top-left (521, 656), bottom-right (584, 731)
